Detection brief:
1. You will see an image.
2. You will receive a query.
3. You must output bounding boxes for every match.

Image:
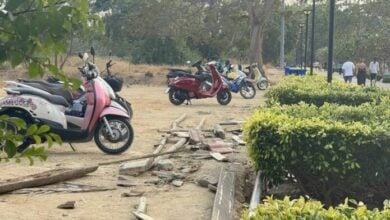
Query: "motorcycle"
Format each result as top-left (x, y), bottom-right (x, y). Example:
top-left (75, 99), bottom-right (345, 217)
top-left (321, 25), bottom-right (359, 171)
top-left (166, 62), bottom-right (232, 105)
top-left (0, 54), bottom-right (134, 154)
top-left (166, 59), bottom-right (211, 86)
top-left (243, 64), bottom-right (269, 90)
top-left (221, 66), bottom-right (256, 99)
top-left (33, 48), bottom-right (133, 120)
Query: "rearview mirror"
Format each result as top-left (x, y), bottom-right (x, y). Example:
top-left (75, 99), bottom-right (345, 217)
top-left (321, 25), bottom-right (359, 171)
top-left (90, 47), bottom-right (95, 56)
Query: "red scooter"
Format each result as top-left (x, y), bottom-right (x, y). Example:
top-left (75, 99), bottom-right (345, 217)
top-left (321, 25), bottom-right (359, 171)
top-left (166, 63), bottom-right (232, 105)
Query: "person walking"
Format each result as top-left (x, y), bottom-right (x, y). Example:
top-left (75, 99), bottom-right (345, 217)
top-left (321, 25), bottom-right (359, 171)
top-left (369, 57), bottom-right (380, 86)
top-left (356, 59), bottom-right (368, 86)
top-left (342, 58), bottom-right (355, 83)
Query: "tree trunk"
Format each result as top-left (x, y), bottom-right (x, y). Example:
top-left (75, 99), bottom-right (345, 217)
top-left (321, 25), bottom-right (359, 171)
top-left (248, 0), bottom-right (276, 77)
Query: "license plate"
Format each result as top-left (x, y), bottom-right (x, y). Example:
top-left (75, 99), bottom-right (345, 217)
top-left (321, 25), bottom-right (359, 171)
top-left (165, 87), bottom-right (170, 93)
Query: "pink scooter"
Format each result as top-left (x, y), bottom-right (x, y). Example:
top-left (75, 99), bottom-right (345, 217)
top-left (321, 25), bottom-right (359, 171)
top-left (0, 58), bottom-right (134, 154)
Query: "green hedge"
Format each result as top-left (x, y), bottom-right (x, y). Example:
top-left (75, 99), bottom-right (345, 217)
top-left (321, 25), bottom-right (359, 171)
top-left (266, 75), bottom-right (389, 106)
top-left (244, 102), bottom-right (390, 206)
top-left (242, 197), bottom-right (390, 220)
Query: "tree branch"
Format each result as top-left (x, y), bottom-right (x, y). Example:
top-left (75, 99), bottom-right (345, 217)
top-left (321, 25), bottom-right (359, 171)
top-left (12, 0), bottom-right (66, 16)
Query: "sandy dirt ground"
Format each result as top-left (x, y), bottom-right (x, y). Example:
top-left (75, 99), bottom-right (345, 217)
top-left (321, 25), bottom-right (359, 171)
top-left (0, 83), bottom-right (270, 220)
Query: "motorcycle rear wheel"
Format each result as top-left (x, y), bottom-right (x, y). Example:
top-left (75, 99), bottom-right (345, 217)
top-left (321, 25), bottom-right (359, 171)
top-left (216, 89), bottom-right (232, 105)
top-left (239, 82), bottom-right (256, 99)
top-left (94, 117), bottom-right (134, 154)
top-left (169, 89), bottom-right (185, 105)
top-left (0, 109), bottom-right (34, 153)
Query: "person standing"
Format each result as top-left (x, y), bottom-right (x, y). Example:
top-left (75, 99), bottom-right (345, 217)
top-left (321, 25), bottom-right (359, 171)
top-left (369, 57), bottom-right (380, 86)
top-left (356, 59), bottom-right (368, 86)
top-left (342, 58), bottom-right (355, 83)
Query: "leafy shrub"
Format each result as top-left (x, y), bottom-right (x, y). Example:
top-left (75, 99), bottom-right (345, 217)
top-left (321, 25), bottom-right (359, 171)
top-left (244, 102), bottom-right (390, 206)
top-left (0, 115), bottom-right (61, 164)
top-left (242, 197), bottom-right (390, 220)
top-left (266, 75), bottom-right (389, 106)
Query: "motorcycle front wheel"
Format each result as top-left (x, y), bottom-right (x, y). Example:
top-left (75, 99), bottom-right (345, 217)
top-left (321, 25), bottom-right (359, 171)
top-left (257, 80), bottom-right (268, 90)
top-left (239, 82), bottom-right (256, 99)
top-left (94, 117), bottom-right (134, 154)
top-left (216, 89), bottom-right (232, 105)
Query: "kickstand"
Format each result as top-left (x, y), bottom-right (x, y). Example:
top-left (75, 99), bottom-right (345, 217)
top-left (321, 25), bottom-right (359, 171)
top-left (69, 143), bottom-right (76, 152)
top-left (185, 99), bottom-right (192, 105)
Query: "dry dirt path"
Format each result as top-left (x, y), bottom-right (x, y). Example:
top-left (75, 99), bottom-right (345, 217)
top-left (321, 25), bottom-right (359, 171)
top-left (0, 85), bottom-right (267, 220)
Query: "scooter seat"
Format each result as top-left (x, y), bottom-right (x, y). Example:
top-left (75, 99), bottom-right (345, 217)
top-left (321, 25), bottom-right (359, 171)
top-left (18, 79), bottom-right (73, 103)
top-left (13, 88), bottom-right (70, 107)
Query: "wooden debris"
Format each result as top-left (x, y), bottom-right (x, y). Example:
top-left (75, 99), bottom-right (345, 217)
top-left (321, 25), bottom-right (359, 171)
top-left (121, 190), bottom-right (144, 197)
top-left (99, 148), bottom-right (187, 166)
top-left (12, 183), bottom-right (115, 194)
top-left (117, 176), bottom-right (141, 187)
top-left (132, 197), bottom-right (154, 220)
top-left (132, 212), bottom-right (154, 220)
top-left (219, 121), bottom-right (244, 126)
top-left (57, 201), bottom-right (76, 209)
top-left (189, 128), bottom-right (204, 145)
top-left (171, 113), bottom-right (187, 130)
top-left (213, 124), bottom-right (226, 139)
top-left (211, 168), bottom-right (236, 220)
top-left (232, 135), bottom-right (246, 145)
top-left (210, 152), bottom-right (228, 162)
top-left (157, 138), bottom-right (187, 161)
top-left (0, 166), bottom-right (98, 194)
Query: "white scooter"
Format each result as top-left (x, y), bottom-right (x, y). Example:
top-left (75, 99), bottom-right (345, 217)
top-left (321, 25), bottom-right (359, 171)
top-left (0, 54), bottom-right (134, 154)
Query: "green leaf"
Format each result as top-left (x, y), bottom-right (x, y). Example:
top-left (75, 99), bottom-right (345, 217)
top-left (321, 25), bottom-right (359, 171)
top-left (28, 62), bottom-right (44, 78)
top-left (50, 133), bottom-right (62, 145)
top-left (36, 125), bottom-right (50, 135)
top-left (44, 134), bottom-right (54, 148)
top-left (26, 124), bottom-right (38, 136)
top-left (4, 140), bottom-right (17, 158)
top-left (32, 135), bottom-right (41, 144)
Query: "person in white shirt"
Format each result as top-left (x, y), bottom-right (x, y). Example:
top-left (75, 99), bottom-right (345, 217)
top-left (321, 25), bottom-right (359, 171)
top-left (369, 57), bottom-right (380, 86)
top-left (342, 58), bottom-right (355, 83)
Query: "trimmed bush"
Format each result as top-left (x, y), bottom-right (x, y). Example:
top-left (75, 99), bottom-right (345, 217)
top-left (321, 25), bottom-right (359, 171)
top-left (242, 197), bottom-right (390, 220)
top-left (266, 75), bottom-right (389, 106)
top-left (244, 102), bottom-right (390, 206)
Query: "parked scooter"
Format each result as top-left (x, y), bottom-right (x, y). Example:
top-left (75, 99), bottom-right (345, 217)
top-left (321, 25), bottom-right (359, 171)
top-left (166, 62), bottom-right (231, 105)
top-left (29, 48), bottom-right (133, 120)
top-left (166, 60), bottom-right (211, 86)
top-left (221, 65), bottom-right (256, 99)
top-left (0, 54), bottom-right (134, 154)
top-left (243, 64), bottom-right (269, 90)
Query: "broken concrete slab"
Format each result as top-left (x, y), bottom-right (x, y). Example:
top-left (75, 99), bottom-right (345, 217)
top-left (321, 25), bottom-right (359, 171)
top-left (57, 201), bottom-right (75, 209)
top-left (121, 190), bottom-right (145, 197)
top-left (119, 159), bottom-right (152, 176)
top-left (155, 159), bottom-right (174, 171)
top-left (172, 180), bottom-right (184, 187)
top-left (197, 175), bottom-right (218, 188)
top-left (213, 124), bottom-right (225, 139)
top-left (232, 135), bottom-right (246, 145)
top-left (210, 152), bottom-right (229, 162)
